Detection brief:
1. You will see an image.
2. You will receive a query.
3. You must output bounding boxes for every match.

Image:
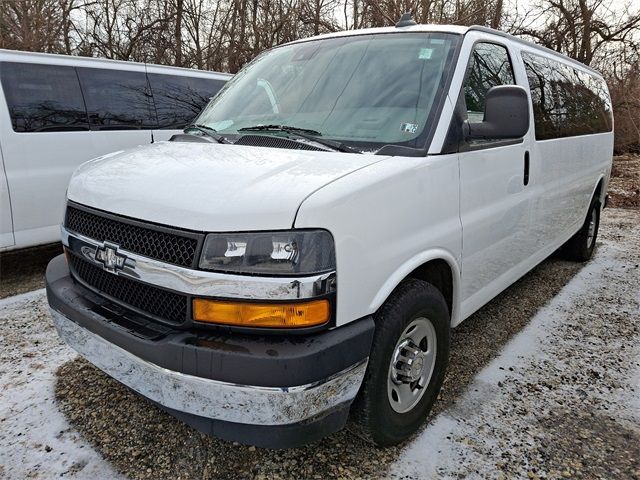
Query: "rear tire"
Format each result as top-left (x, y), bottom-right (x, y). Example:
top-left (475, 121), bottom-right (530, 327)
top-left (351, 279), bottom-right (449, 446)
top-left (562, 196), bottom-right (601, 262)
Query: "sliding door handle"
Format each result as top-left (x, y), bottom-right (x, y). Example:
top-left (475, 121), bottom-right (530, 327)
top-left (523, 151), bottom-right (530, 186)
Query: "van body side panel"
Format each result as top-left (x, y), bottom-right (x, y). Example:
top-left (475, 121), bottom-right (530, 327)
top-left (0, 139), bottom-right (15, 249)
top-left (449, 33), bottom-right (536, 319)
top-left (2, 129), bottom-right (154, 250)
top-left (518, 48), bottom-right (614, 254)
top-left (294, 154), bottom-right (462, 327)
top-left (457, 143), bottom-right (533, 309)
top-left (531, 132), bottom-right (613, 252)
top-left (0, 75), bottom-right (15, 248)
top-left (456, 38), bottom-right (612, 321)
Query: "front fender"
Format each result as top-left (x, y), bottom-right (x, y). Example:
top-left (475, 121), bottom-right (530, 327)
top-left (294, 153), bottom-right (462, 328)
top-left (369, 248), bottom-right (462, 326)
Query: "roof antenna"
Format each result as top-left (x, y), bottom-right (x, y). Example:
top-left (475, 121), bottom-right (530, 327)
top-left (396, 12), bottom-right (417, 28)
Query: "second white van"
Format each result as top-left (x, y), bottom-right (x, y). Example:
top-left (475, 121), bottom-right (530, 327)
top-left (0, 50), bottom-right (231, 251)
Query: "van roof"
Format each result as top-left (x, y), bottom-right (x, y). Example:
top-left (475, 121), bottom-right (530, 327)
top-left (0, 48), bottom-right (232, 79)
top-left (285, 23), bottom-right (602, 77)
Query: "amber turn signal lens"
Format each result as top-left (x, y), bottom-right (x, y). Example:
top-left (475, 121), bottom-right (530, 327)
top-left (192, 298), bottom-right (330, 328)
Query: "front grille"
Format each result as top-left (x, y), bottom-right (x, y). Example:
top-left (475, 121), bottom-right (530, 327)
top-left (65, 205), bottom-right (201, 268)
top-left (69, 254), bottom-right (188, 324)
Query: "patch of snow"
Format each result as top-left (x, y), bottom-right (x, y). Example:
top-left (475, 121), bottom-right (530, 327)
top-left (0, 287), bottom-right (46, 309)
top-left (0, 291), bottom-right (121, 479)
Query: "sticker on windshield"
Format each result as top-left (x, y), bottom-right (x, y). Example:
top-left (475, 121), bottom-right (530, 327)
top-left (400, 123), bottom-right (418, 134)
top-left (418, 48), bottom-right (433, 59)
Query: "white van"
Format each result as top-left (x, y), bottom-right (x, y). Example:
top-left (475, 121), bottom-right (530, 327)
top-left (46, 19), bottom-right (613, 448)
top-left (0, 50), bottom-right (231, 251)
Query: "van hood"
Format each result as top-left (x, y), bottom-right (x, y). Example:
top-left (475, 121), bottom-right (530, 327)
top-left (67, 141), bottom-right (386, 231)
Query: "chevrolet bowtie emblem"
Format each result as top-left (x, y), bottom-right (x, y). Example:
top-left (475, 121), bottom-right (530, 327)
top-left (95, 242), bottom-right (127, 273)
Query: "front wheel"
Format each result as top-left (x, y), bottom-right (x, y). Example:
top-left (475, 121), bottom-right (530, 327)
top-left (351, 279), bottom-right (450, 446)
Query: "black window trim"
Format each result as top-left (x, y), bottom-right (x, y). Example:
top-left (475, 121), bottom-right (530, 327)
top-left (1, 61), bottom-right (91, 133)
top-left (76, 66), bottom-right (158, 130)
top-left (520, 49), bottom-right (613, 141)
top-left (1, 60), bottom-right (229, 134)
top-left (147, 72), bottom-right (227, 130)
top-left (74, 66), bottom-right (91, 128)
top-left (467, 25), bottom-right (602, 77)
top-left (462, 39), bottom-right (517, 116)
top-left (442, 37), bottom-right (526, 154)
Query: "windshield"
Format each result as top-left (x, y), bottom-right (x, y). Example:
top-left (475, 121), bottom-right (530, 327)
top-left (196, 33), bottom-right (459, 150)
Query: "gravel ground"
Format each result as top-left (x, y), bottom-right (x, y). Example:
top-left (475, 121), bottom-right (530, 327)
top-left (0, 243), bottom-right (61, 299)
top-left (609, 154), bottom-right (640, 209)
top-left (0, 208), bottom-right (637, 479)
top-left (392, 207), bottom-right (640, 479)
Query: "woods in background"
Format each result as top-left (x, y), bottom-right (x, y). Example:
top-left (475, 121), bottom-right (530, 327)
top-left (0, 0), bottom-right (638, 152)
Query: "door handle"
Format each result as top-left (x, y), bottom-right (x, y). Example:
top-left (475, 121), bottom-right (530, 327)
top-left (523, 151), bottom-right (530, 186)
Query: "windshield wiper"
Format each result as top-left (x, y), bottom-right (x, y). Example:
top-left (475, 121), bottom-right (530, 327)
top-left (238, 125), bottom-right (361, 154)
top-left (184, 124), bottom-right (231, 144)
top-left (238, 124), bottom-right (322, 135)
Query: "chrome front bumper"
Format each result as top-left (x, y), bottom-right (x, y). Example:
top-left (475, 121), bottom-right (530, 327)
top-left (51, 308), bottom-right (367, 426)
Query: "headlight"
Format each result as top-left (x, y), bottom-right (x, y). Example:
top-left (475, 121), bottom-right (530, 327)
top-left (199, 230), bottom-right (335, 275)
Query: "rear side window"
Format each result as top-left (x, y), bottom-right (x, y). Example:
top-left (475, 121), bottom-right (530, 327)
top-left (1, 62), bottom-right (89, 132)
top-left (463, 43), bottom-right (515, 122)
top-left (148, 74), bottom-right (226, 129)
top-left (77, 68), bottom-right (157, 129)
top-left (522, 52), bottom-right (612, 140)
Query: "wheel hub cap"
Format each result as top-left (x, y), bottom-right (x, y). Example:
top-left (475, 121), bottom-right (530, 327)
top-left (391, 340), bottom-right (426, 383)
top-left (387, 317), bottom-right (437, 414)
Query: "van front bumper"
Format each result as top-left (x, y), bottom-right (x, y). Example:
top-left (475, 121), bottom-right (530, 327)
top-left (46, 254), bottom-right (374, 448)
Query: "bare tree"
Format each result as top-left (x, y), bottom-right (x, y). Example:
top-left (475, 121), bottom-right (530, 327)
top-left (0, 0), bottom-right (78, 53)
top-left (76, 0), bottom-right (175, 62)
top-left (515, 0), bottom-right (640, 66)
top-left (606, 47), bottom-right (640, 153)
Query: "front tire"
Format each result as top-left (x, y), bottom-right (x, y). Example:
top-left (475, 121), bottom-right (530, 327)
top-left (351, 279), bottom-right (450, 446)
top-left (562, 196), bottom-right (601, 262)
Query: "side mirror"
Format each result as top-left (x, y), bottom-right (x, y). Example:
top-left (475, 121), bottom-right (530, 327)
top-left (466, 85), bottom-right (530, 140)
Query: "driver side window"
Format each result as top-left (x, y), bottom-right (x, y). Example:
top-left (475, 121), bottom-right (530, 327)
top-left (463, 43), bottom-right (515, 122)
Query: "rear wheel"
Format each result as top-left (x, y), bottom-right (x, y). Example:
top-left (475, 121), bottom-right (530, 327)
top-left (351, 279), bottom-right (449, 446)
top-left (562, 196), bottom-right (601, 262)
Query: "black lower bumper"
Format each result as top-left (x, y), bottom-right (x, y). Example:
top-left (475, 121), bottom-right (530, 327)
top-left (46, 254), bottom-right (374, 448)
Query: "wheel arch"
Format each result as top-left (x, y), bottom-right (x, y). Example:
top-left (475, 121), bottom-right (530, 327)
top-left (591, 174), bottom-right (607, 207)
top-left (369, 249), bottom-right (461, 326)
